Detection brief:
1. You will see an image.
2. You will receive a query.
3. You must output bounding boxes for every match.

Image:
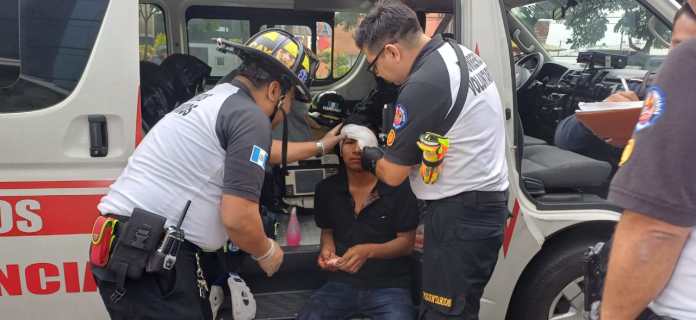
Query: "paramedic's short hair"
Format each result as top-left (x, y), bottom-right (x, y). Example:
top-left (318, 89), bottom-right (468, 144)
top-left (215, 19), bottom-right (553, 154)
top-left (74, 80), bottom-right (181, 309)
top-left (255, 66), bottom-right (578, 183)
top-left (675, 2), bottom-right (696, 25)
top-left (354, 0), bottom-right (423, 52)
top-left (221, 60), bottom-right (290, 91)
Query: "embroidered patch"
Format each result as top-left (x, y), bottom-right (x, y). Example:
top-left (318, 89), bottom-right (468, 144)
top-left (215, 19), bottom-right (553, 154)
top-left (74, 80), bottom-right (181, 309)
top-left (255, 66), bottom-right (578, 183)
top-left (298, 69), bottom-right (309, 82)
top-left (392, 104), bottom-right (408, 130)
top-left (249, 145), bottom-right (268, 169)
top-left (422, 291), bottom-right (452, 308)
top-left (619, 138), bottom-right (635, 166)
top-left (635, 86), bottom-right (666, 131)
top-left (386, 129), bottom-right (396, 146)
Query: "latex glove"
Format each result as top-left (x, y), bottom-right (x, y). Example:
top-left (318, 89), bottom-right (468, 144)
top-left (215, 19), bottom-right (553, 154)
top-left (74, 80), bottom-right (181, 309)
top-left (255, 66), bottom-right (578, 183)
top-left (605, 91), bottom-right (639, 103)
top-left (256, 239), bottom-right (284, 277)
top-left (319, 123), bottom-right (345, 153)
top-left (361, 146), bottom-right (384, 173)
top-left (337, 244), bottom-right (372, 274)
top-left (317, 244), bottom-right (340, 272)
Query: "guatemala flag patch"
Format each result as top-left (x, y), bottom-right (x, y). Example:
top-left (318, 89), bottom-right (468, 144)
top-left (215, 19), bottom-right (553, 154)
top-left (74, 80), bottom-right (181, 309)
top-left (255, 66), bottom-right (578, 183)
top-left (249, 145), bottom-right (268, 169)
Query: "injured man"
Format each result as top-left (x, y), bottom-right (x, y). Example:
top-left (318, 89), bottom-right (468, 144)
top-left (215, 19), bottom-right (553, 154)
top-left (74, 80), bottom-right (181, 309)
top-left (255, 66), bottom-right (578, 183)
top-left (297, 120), bottom-right (420, 320)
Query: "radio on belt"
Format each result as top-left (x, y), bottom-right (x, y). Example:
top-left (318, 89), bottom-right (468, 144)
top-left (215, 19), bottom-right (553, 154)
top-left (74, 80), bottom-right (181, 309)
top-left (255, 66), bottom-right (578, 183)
top-left (146, 200), bottom-right (191, 272)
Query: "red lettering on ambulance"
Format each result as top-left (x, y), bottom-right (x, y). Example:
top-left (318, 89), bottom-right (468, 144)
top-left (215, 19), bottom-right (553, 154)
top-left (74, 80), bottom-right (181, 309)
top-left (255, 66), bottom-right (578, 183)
top-left (26, 263), bottom-right (61, 295)
top-left (1, 262), bottom-right (97, 296)
top-left (0, 264), bottom-right (22, 296)
top-left (64, 262), bottom-right (81, 293)
top-left (0, 196), bottom-right (101, 236)
top-left (83, 263), bottom-right (97, 292)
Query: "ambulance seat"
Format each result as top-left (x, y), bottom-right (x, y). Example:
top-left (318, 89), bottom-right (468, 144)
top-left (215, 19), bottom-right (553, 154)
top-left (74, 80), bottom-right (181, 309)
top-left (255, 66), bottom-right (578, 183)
top-left (522, 144), bottom-right (612, 190)
top-left (524, 135), bottom-right (547, 146)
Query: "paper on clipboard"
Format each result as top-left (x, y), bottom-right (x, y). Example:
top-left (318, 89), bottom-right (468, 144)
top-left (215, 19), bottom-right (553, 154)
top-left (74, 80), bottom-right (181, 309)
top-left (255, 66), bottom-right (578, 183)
top-left (575, 101), bottom-right (644, 147)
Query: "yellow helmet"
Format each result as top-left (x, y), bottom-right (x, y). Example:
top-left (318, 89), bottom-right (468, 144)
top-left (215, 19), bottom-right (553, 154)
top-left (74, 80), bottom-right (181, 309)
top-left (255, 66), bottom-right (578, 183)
top-left (216, 29), bottom-right (319, 102)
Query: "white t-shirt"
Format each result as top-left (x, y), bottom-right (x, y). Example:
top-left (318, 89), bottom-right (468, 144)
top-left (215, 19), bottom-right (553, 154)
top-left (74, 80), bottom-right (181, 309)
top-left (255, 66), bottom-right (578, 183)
top-left (384, 35), bottom-right (508, 200)
top-left (98, 82), bottom-right (271, 251)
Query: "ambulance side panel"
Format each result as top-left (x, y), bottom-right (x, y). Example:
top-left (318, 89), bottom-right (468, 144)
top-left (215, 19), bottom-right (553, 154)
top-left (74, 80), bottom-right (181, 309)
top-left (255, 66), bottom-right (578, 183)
top-left (0, 1), bottom-right (138, 318)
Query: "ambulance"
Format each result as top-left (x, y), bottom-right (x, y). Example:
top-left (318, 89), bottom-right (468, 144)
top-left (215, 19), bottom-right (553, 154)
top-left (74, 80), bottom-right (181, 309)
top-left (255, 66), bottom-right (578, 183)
top-left (0, 0), bottom-right (681, 319)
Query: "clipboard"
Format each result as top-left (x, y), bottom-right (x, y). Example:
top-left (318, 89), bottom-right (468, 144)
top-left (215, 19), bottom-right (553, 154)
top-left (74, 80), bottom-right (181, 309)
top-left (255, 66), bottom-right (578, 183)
top-left (575, 101), bottom-right (643, 147)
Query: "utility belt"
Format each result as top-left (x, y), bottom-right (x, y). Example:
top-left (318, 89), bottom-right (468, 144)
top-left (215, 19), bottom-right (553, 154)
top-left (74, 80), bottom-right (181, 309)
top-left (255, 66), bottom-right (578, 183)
top-left (583, 241), bottom-right (678, 320)
top-left (425, 190), bottom-right (508, 207)
top-left (90, 202), bottom-right (200, 303)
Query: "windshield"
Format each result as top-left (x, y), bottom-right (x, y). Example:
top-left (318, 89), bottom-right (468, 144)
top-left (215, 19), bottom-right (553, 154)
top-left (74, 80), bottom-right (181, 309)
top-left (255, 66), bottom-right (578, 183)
top-left (511, 0), bottom-right (672, 70)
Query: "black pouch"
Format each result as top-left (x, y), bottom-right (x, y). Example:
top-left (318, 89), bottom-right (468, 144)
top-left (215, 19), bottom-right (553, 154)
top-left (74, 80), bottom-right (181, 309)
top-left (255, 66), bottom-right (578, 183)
top-left (107, 208), bottom-right (166, 279)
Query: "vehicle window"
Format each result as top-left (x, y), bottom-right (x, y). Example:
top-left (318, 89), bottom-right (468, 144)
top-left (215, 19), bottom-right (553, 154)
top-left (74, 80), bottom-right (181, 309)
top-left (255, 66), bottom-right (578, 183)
top-left (424, 13), bottom-right (450, 37)
top-left (511, 0), bottom-right (671, 71)
top-left (261, 23), bottom-right (334, 80)
top-left (333, 12), bottom-right (364, 79)
top-left (139, 4), bottom-right (168, 64)
top-left (187, 18), bottom-right (250, 77)
top-left (0, 0), bottom-right (20, 88)
top-left (316, 22), bottom-right (332, 80)
top-left (0, 0), bottom-right (110, 113)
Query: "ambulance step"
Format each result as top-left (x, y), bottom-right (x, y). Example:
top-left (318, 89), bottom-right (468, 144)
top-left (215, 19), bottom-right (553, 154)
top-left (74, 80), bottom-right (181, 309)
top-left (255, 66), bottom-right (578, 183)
top-left (254, 290), bottom-right (312, 320)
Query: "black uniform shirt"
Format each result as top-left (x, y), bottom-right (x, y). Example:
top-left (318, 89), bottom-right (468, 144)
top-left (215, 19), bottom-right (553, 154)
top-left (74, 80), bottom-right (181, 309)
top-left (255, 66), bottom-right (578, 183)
top-left (314, 172), bottom-right (419, 288)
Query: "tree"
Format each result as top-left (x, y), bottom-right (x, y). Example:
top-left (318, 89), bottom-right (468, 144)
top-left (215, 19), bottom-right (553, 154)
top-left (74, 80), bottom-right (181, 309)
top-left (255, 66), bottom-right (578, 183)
top-left (516, 0), bottom-right (667, 53)
top-left (335, 12), bottom-right (361, 31)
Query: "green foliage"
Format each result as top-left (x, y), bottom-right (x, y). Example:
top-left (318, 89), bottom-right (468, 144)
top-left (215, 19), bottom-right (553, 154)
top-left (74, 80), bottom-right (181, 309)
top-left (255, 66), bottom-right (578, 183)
top-left (516, 0), bottom-right (668, 53)
top-left (333, 52), bottom-right (358, 78)
top-left (335, 12), bottom-right (361, 31)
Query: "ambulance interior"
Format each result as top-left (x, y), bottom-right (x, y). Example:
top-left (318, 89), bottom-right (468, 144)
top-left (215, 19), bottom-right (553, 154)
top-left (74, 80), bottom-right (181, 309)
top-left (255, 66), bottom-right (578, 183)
top-left (139, 0), bottom-right (675, 218)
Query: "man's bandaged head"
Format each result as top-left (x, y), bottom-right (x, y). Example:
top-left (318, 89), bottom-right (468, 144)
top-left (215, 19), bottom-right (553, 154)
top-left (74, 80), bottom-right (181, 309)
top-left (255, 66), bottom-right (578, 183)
top-left (340, 124), bottom-right (378, 150)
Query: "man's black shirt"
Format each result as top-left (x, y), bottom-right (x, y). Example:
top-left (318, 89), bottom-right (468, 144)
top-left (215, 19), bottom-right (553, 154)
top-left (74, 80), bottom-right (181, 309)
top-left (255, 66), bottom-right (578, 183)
top-left (314, 172), bottom-right (419, 288)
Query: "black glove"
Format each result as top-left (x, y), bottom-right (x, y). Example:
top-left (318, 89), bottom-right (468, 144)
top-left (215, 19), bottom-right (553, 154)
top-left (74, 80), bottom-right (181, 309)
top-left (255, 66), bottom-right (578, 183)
top-left (361, 146), bottom-right (384, 174)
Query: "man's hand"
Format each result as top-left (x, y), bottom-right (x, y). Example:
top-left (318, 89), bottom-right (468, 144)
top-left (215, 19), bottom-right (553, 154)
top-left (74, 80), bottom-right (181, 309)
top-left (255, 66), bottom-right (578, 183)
top-left (319, 123), bottom-right (345, 153)
top-left (256, 239), bottom-right (285, 277)
top-left (605, 91), bottom-right (640, 102)
top-left (317, 245), bottom-right (340, 272)
top-left (337, 244), bottom-right (373, 274)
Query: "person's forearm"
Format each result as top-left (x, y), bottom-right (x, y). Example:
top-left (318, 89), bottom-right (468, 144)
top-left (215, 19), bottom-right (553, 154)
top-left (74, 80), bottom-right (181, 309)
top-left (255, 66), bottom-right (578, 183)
top-left (270, 140), bottom-right (319, 165)
top-left (375, 158), bottom-right (411, 187)
top-left (220, 199), bottom-right (270, 257)
top-left (364, 232), bottom-right (415, 259)
top-left (320, 229), bottom-right (335, 251)
top-left (601, 212), bottom-right (690, 320)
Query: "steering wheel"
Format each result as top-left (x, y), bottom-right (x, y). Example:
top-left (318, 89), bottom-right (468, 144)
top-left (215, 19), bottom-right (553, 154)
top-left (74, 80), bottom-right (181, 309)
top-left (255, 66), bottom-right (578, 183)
top-left (515, 52), bottom-right (544, 91)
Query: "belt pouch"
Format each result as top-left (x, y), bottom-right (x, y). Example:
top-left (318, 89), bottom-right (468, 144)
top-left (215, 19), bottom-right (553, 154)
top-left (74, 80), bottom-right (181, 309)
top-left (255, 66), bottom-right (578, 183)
top-left (90, 216), bottom-right (119, 268)
top-left (106, 208), bottom-right (166, 279)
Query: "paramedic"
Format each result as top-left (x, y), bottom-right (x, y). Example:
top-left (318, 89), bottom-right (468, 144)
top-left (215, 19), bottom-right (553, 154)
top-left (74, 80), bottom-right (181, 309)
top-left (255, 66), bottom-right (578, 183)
top-left (355, 1), bottom-right (509, 319)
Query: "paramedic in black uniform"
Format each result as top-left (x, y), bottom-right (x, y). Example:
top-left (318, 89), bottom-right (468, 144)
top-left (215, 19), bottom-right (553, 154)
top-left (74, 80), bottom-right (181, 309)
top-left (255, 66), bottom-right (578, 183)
top-left (354, 1), bottom-right (509, 319)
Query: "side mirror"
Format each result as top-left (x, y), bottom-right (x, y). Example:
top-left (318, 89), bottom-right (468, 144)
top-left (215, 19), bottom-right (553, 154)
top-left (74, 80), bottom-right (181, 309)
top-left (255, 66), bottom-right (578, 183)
top-left (309, 91), bottom-right (346, 127)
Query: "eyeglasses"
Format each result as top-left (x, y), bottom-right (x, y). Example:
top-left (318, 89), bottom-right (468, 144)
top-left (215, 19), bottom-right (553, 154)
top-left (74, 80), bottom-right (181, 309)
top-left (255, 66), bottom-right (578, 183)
top-left (367, 45), bottom-right (389, 74)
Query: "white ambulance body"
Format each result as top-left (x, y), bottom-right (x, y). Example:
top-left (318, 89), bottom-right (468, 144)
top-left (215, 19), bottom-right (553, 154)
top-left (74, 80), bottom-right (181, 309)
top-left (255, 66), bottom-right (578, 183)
top-left (0, 0), bottom-right (679, 319)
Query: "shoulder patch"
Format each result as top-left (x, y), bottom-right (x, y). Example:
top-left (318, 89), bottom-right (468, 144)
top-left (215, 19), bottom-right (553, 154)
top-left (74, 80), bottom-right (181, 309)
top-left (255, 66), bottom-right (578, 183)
top-left (387, 129), bottom-right (396, 146)
top-left (393, 104), bottom-right (408, 130)
top-left (635, 86), bottom-right (666, 131)
top-left (249, 145), bottom-right (268, 169)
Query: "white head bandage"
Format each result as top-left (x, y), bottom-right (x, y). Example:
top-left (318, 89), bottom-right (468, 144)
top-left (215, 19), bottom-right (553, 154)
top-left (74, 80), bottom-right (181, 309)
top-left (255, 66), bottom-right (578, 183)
top-left (341, 124), bottom-right (378, 150)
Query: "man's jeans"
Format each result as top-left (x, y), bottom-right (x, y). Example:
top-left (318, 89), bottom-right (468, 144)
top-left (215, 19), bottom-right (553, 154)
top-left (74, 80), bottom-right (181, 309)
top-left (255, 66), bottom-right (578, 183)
top-left (297, 281), bottom-right (415, 320)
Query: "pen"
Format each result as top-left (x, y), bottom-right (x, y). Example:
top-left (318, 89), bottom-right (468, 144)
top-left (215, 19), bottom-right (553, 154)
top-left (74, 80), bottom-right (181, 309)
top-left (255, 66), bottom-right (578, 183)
top-left (620, 77), bottom-right (630, 92)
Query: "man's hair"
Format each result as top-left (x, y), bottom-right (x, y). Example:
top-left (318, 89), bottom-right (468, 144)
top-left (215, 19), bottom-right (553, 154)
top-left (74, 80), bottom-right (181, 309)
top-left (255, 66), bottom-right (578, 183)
top-left (220, 60), bottom-right (290, 91)
top-left (354, 0), bottom-right (423, 52)
top-left (675, 2), bottom-right (696, 25)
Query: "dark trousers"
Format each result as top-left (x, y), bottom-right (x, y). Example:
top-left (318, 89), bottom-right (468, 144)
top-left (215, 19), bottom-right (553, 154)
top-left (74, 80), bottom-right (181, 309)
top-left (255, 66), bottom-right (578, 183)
top-left (419, 191), bottom-right (508, 320)
top-left (297, 281), bottom-right (416, 320)
top-left (93, 242), bottom-right (212, 320)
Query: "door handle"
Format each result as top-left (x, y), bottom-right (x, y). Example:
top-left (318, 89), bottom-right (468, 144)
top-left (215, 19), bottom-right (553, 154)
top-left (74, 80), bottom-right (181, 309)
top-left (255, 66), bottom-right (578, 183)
top-left (89, 115), bottom-right (108, 157)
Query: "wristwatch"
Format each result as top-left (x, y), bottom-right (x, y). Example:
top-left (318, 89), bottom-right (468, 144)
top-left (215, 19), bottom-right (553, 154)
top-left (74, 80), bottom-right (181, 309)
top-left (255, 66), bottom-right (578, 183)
top-left (315, 141), bottom-right (325, 156)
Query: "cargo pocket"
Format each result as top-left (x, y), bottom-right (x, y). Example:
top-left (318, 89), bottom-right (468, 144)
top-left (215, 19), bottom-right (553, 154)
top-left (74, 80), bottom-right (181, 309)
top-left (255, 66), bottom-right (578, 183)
top-left (155, 267), bottom-right (178, 298)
